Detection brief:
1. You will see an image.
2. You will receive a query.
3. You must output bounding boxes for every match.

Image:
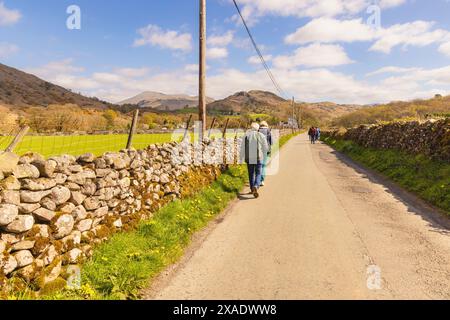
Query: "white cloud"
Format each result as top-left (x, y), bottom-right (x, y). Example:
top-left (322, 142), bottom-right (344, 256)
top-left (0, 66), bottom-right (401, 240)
top-left (273, 43), bottom-right (353, 68)
top-left (114, 67), bottom-right (149, 78)
top-left (286, 18), bottom-right (450, 55)
top-left (0, 42), bottom-right (18, 58)
top-left (26, 58), bottom-right (450, 105)
top-left (208, 31), bottom-right (234, 47)
top-left (0, 2), bottom-right (21, 26)
top-left (134, 24), bottom-right (192, 52)
top-left (439, 42), bottom-right (450, 57)
top-left (248, 54), bottom-right (273, 65)
top-left (285, 18), bottom-right (373, 45)
top-left (207, 47), bottom-right (228, 60)
top-left (231, 0), bottom-right (406, 25)
top-left (366, 66), bottom-right (421, 77)
top-left (371, 21), bottom-right (450, 53)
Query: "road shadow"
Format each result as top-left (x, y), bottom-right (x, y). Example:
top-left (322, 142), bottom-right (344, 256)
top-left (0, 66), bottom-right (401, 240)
top-left (321, 144), bottom-right (450, 235)
top-left (238, 193), bottom-right (256, 201)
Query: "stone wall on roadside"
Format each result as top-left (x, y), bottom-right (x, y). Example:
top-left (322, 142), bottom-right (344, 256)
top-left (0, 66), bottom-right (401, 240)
top-left (324, 119), bottom-right (450, 162)
top-left (0, 139), bottom-right (229, 294)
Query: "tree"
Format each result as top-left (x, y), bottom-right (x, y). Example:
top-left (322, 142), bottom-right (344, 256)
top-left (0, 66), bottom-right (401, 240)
top-left (103, 110), bottom-right (118, 129)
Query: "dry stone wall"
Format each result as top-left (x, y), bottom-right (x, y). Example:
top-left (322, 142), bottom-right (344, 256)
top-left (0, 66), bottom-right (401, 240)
top-left (0, 140), bottom-right (227, 293)
top-left (325, 119), bottom-right (450, 162)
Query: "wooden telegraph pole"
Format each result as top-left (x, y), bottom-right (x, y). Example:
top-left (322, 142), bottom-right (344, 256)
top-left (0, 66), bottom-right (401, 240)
top-left (291, 97), bottom-right (295, 134)
top-left (199, 0), bottom-right (207, 140)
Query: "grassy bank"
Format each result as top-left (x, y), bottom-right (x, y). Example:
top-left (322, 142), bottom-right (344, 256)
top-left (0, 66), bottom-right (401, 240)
top-left (323, 137), bottom-right (450, 214)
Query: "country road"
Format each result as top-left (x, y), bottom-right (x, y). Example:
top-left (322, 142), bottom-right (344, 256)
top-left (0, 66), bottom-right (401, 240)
top-left (145, 134), bottom-right (450, 300)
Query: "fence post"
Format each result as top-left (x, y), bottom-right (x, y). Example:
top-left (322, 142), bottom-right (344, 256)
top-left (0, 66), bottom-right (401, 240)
top-left (126, 109), bottom-right (139, 149)
top-left (208, 117), bottom-right (216, 138)
top-left (5, 125), bottom-right (30, 153)
top-left (183, 114), bottom-right (193, 142)
top-left (222, 118), bottom-right (230, 139)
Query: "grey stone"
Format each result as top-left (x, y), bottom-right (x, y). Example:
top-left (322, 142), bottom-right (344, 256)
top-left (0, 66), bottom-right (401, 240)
top-left (1, 233), bottom-right (22, 244)
top-left (31, 160), bottom-right (57, 178)
top-left (21, 178), bottom-right (56, 191)
top-left (66, 182), bottom-right (81, 191)
top-left (11, 240), bottom-right (35, 252)
top-left (20, 190), bottom-right (51, 203)
top-left (118, 177), bottom-right (131, 189)
top-left (2, 190), bottom-right (20, 205)
top-left (81, 182), bottom-right (96, 196)
top-left (33, 207), bottom-right (56, 223)
top-left (50, 186), bottom-right (71, 205)
top-left (19, 152), bottom-right (45, 164)
top-left (68, 165), bottom-right (83, 173)
top-left (0, 240), bottom-right (5, 253)
top-left (76, 219), bottom-right (93, 232)
top-left (72, 205), bottom-right (88, 221)
top-left (0, 176), bottom-right (21, 190)
top-left (53, 214), bottom-right (75, 239)
top-left (5, 215), bottom-right (34, 233)
top-left (13, 164), bottom-right (40, 179)
top-left (67, 173), bottom-right (86, 185)
top-left (95, 168), bottom-right (112, 178)
top-left (54, 173), bottom-right (68, 184)
top-left (0, 152), bottom-right (19, 175)
top-left (70, 191), bottom-right (87, 206)
top-left (0, 204), bottom-right (19, 226)
top-left (93, 206), bottom-right (108, 218)
top-left (18, 203), bottom-right (41, 214)
top-left (78, 153), bottom-right (95, 163)
top-left (94, 157), bottom-right (107, 169)
top-left (13, 250), bottom-right (34, 268)
top-left (83, 197), bottom-right (101, 211)
top-left (160, 173), bottom-right (170, 184)
top-left (60, 202), bottom-right (76, 214)
top-left (0, 254), bottom-right (17, 275)
top-left (40, 197), bottom-right (56, 211)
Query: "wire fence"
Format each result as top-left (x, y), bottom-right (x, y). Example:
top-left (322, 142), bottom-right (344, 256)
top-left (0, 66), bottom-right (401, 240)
top-left (0, 113), bottom-right (296, 159)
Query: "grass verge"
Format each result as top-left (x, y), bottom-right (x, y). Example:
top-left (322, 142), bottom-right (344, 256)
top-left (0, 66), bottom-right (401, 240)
top-left (323, 137), bottom-right (450, 215)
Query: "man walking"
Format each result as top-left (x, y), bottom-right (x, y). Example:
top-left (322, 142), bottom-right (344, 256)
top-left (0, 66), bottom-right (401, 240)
top-left (308, 127), bottom-right (317, 144)
top-left (241, 122), bottom-right (269, 198)
top-left (258, 121), bottom-right (272, 186)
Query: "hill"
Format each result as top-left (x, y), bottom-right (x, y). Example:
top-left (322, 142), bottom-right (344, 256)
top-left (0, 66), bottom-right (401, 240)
top-left (331, 94), bottom-right (450, 128)
top-left (207, 90), bottom-right (363, 126)
top-left (207, 90), bottom-right (286, 114)
top-left (0, 63), bottom-right (114, 109)
top-left (120, 91), bottom-right (214, 111)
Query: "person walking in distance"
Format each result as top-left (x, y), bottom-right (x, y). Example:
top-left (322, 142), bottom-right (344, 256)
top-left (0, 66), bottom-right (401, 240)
top-left (315, 127), bottom-right (321, 142)
top-left (240, 122), bottom-right (269, 198)
top-left (308, 127), bottom-right (317, 144)
top-left (258, 121), bottom-right (272, 187)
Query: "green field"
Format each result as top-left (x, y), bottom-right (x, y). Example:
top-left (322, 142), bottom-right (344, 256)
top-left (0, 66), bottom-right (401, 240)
top-left (0, 133), bottom-right (177, 158)
top-left (0, 132), bottom-right (246, 158)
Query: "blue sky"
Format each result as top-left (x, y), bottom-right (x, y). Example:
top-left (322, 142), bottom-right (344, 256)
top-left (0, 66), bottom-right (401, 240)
top-left (1, 0), bottom-right (450, 104)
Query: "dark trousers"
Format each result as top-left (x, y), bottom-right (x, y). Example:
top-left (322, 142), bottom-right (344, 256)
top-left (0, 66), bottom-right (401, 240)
top-left (247, 163), bottom-right (263, 189)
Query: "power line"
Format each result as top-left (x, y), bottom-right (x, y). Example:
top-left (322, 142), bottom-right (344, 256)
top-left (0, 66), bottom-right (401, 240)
top-left (232, 0), bottom-right (286, 98)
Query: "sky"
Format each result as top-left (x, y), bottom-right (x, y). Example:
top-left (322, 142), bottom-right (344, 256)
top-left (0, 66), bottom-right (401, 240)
top-left (1, 0), bottom-right (450, 105)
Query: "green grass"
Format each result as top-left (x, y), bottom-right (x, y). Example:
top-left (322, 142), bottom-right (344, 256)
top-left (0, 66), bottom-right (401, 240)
top-left (0, 133), bottom-right (179, 158)
top-left (323, 137), bottom-right (450, 214)
top-left (0, 132), bottom-right (249, 158)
